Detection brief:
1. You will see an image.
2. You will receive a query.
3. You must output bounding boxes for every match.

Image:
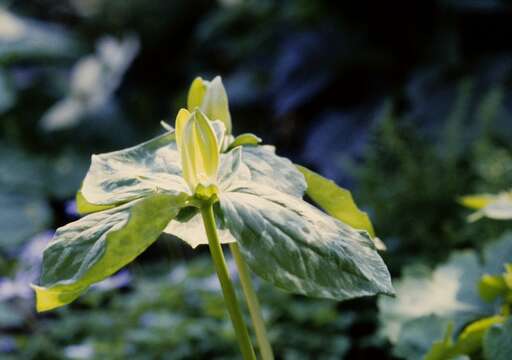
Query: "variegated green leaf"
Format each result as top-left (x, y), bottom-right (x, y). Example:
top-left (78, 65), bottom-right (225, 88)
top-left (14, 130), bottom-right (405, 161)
top-left (220, 182), bottom-right (394, 301)
top-left (80, 131), bottom-right (188, 207)
top-left (33, 193), bottom-right (189, 312)
top-left (241, 145), bottom-right (306, 198)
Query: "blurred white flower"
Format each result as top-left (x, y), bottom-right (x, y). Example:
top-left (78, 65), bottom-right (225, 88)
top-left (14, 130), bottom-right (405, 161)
top-left (379, 256), bottom-right (477, 343)
top-left (41, 34), bottom-right (140, 130)
top-left (0, 8), bottom-right (77, 59)
top-left (0, 8), bottom-right (26, 41)
top-left (64, 343), bottom-right (95, 360)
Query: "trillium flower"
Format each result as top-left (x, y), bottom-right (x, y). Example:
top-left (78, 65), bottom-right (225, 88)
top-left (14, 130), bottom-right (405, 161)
top-left (175, 108), bottom-right (220, 197)
top-left (41, 35), bottom-right (139, 131)
top-left (186, 76), bottom-right (262, 151)
top-left (32, 75), bottom-right (393, 316)
top-left (188, 76), bottom-right (232, 135)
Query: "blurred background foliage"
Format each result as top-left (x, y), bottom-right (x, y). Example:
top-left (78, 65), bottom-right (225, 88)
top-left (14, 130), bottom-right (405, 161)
top-left (2, 0), bottom-right (512, 358)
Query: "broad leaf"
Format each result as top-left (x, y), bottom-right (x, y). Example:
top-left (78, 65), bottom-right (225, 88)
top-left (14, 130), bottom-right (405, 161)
top-left (483, 317), bottom-right (512, 360)
top-left (78, 139), bottom-right (248, 249)
top-left (164, 212), bottom-right (236, 249)
top-left (80, 131), bottom-right (188, 206)
top-left (220, 182), bottom-right (394, 301)
top-left (33, 193), bottom-right (188, 312)
top-left (241, 145), bottom-right (306, 198)
top-left (297, 165), bottom-right (375, 237)
top-left (79, 135), bottom-right (302, 208)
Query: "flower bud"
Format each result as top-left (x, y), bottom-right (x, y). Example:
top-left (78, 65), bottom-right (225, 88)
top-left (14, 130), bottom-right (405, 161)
top-left (187, 76), bottom-right (232, 135)
top-left (175, 108), bottom-right (220, 195)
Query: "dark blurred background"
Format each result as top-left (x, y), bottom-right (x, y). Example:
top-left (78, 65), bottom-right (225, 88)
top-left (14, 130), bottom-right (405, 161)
top-left (2, 0), bottom-right (512, 359)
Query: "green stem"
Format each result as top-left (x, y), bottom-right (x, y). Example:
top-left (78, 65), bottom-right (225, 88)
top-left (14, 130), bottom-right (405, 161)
top-left (200, 203), bottom-right (256, 360)
top-left (230, 243), bottom-right (274, 360)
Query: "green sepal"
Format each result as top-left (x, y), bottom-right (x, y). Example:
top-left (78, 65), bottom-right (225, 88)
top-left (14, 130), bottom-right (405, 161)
top-left (227, 133), bottom-right (262, 151)
top-left (242, 145), bottom-right (306, 198)
top-left (81, 131), bottom-right (188, 207)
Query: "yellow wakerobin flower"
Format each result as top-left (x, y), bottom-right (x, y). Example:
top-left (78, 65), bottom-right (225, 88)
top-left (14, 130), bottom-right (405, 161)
top-left (187, 76), bottom-right (232, 135)
top-left (175, 108), bottom-right (220, 197)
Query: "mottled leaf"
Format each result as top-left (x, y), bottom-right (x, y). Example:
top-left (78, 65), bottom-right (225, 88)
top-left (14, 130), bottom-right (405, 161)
top-left (80, 131), bottom-right (188, 206)
top-left (164, 212), bottom-right (236, 249)
top-left (241, 145), bottom-right (306, 198)
top-left (221, 182), bottom-right (394, 301)
top-left (33, 193), bottom-right (188, 311)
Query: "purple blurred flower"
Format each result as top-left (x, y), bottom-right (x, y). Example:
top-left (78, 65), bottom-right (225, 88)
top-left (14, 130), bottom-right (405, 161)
top-left (0, 231), bottom-right (52, 301)
top-left (92, 269), bottom-right (132, 292)
top-left (65, 199), bottom-right (79, 218)
top-left (0, 336), bottom-right (17, 353)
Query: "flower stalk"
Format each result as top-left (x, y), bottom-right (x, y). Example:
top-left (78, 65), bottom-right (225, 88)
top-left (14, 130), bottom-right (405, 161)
top-left (230, 243), bottom-right (274, 360)
top-left (200, 202), bottom-right (256, 360)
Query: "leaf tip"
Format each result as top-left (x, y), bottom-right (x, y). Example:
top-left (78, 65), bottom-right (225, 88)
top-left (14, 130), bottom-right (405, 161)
top-left (30, 283), bottom-right (82, 313)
